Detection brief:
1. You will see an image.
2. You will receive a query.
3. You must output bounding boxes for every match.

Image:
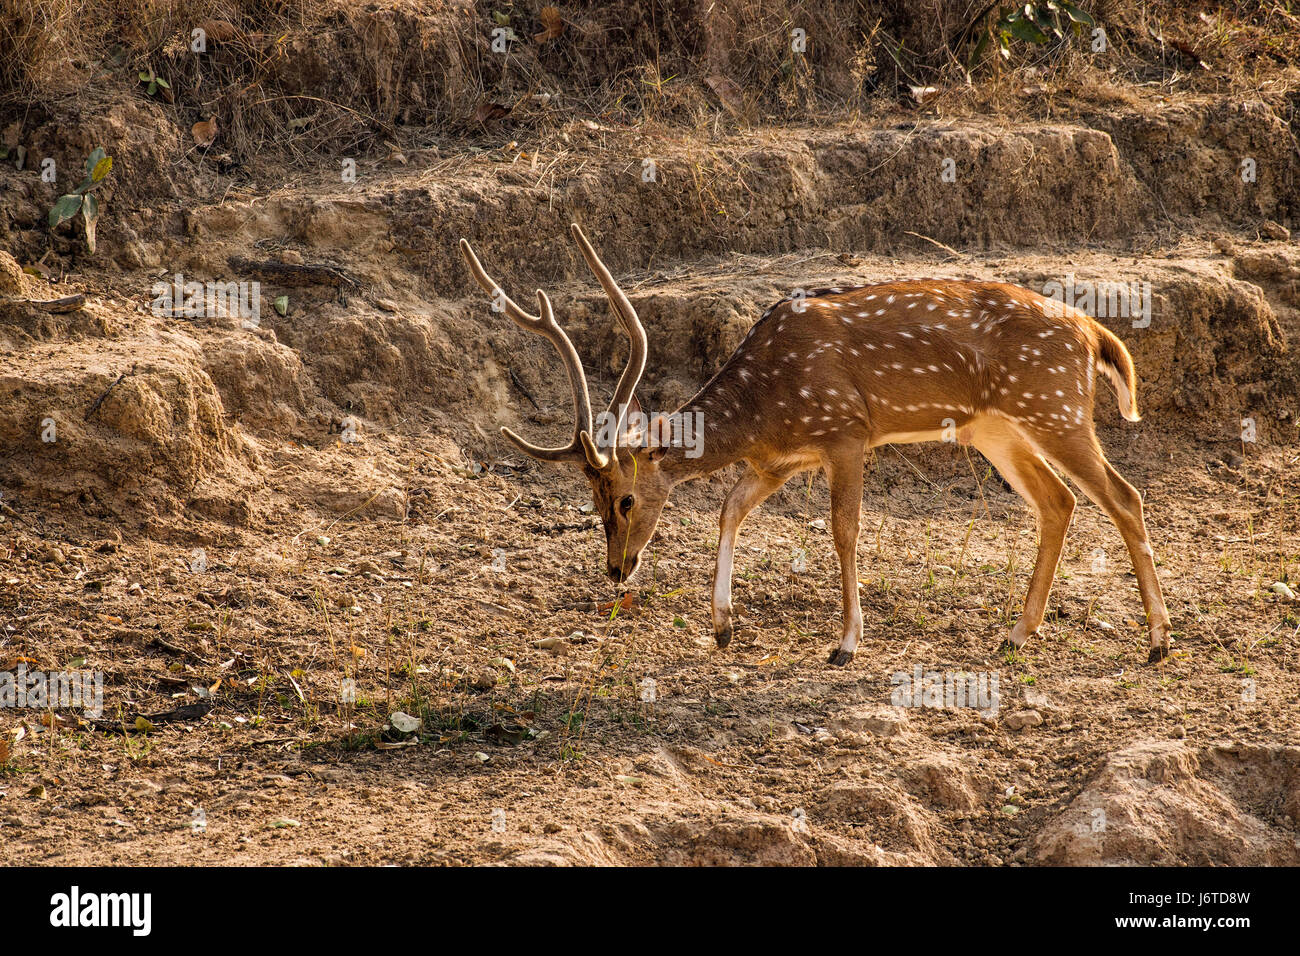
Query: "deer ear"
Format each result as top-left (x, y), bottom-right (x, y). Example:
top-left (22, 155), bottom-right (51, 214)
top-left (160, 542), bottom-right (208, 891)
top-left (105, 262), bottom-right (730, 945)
top-left (625, 392), bottom-right (643, 419)
top-left (647, 414), bottom-right (671, 461)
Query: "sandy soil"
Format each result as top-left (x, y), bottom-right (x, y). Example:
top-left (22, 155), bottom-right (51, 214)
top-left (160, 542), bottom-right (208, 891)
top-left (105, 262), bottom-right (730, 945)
top-left (2, 65), bottom-right (1299, 865)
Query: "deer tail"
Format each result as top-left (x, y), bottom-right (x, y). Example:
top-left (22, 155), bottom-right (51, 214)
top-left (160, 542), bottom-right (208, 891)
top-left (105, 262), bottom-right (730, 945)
top-left (1094, 324), bottom-right (1141, 423)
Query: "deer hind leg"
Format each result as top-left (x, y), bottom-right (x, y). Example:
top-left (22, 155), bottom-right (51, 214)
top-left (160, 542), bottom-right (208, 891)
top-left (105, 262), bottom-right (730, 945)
top-left (972, 424), bottom-right (1076, 654)
top-left (1039, 432), bottom-right (1172, 663)
top-left (825, 447), bottom-right (865, 667)
top-left (713, 464), bottom-right (790, 649)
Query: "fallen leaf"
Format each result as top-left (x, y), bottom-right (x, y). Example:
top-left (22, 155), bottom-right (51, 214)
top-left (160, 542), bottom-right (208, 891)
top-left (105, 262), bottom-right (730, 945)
top-left (597, 593), bottom-right (640, 615)
top-left (192, 117), bottom-right (219, 147)
top-left (704, 74), bottom-right (744, 114)
top-left (473, 101), bottom-right (512, 124)
top-left (199, 18), bottom-right (241, 42)
top-left (390, 711), bottom-right (421, 734)
top-left (534, 6), bottom-right (564, 42)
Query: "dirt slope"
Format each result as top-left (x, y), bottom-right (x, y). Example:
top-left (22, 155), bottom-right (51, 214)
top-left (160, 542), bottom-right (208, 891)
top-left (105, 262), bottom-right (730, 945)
top-left (1, 4), bottom-right (1299, 866)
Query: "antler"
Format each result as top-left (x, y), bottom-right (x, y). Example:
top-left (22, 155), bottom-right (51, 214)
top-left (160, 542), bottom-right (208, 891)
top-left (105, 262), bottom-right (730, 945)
top-left (570, 223), bottom-right (647, 460)
top-left (459, 237), bottom-right (595, 465)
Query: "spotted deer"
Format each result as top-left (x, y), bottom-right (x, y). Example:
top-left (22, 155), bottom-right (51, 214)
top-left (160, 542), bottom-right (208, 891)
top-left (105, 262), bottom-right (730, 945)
top-left (460, 224), bottom-right (1172, 666)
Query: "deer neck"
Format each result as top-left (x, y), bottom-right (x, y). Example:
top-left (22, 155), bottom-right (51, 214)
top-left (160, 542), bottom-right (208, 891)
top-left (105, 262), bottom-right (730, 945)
top-left (658, 377), bottom-right (755, 483)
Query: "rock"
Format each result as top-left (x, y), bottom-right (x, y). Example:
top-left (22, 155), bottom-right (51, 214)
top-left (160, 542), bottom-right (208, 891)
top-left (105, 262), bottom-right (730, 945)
top-left (1033, 741), bottom-right (1300, 865)
top-left (1260, 220), bottom-right (1290, 241)
top-left (827, 704), bottom-right (909, 737)
top-left (1003, 710), bottom-right (1043, 731)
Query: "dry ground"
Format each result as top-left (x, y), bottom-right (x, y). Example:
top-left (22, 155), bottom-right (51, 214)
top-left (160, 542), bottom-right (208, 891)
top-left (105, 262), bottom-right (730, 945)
top-left (2, 1), bottom-right (1300, 865)
top-left (2, 242), bottom-right (1298, 865)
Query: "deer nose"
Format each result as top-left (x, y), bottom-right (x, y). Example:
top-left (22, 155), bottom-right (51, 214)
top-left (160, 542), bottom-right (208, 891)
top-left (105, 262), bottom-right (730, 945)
top-left (607, 563), bottom-right (626, 582)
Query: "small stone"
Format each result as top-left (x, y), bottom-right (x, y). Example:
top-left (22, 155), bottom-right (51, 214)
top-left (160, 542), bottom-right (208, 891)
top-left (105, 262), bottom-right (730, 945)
top-left (1260, 220), bottom-right (1290, 241)
top-left (1003, 710), bottom-right (1043, 731)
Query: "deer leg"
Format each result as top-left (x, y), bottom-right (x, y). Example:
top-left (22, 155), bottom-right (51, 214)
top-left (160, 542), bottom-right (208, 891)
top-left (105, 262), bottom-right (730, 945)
top-left (825, 448), bottom-right (865, 667)
top-left (974, 428), bottom-right (1076, 655)
top-left (713, 464), bottom-right (788, 648)
top-left (1041, 434), bottom-right (1172, 663)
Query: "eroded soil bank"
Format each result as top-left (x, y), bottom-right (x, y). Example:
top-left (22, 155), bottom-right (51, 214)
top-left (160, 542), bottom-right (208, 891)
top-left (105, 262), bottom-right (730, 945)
top-left (1, 3), bottom-right (1298, 864)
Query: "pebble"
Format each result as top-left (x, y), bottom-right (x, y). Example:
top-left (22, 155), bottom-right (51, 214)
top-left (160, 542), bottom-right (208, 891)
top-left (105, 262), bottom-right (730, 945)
top-left (1003, 710), bottom-right (1043, 731)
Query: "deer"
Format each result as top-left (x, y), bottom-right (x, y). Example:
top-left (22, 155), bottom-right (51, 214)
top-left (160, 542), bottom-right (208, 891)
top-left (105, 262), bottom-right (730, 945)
top-left (459, 224), bottom-right (1173, 667)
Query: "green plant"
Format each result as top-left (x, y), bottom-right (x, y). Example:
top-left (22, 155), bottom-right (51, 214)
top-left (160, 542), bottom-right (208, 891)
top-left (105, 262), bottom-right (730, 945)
top-left (138, 67), bottom-right (171, 99)
top-left (48, 147), bottom-right (112, 252)
top-left (969, 2), bottom-right (1096, 69)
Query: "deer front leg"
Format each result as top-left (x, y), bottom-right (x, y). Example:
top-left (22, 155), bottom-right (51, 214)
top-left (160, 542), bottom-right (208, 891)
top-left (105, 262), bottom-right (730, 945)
top-left (713, 465), bottom-right (788, 649)
top-left (825, 449), bottom-right (865, 667)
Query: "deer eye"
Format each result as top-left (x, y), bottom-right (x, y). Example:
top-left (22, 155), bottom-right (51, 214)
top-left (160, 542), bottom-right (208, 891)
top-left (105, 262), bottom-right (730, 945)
top-left (619, 495), bottom-right (635, 514)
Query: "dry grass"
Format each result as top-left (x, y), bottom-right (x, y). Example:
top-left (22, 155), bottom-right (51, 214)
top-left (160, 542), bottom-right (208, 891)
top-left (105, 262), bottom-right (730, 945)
top-left (2, 0), bottom-right (1296, 166)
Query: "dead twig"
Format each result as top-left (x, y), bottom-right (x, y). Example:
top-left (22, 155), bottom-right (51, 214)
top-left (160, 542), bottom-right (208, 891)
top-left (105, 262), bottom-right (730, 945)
top-left (84, 366), bottom-right (135, 422)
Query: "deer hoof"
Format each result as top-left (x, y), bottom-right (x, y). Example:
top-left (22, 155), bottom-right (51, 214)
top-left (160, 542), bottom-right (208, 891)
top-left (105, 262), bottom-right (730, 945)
top-left (996, 639), bottom-right (1022, 655)
top-left (1145, 645), bottom-right (1169, 665)
top-left (827, 647), bottom-right (855, 667)
top-left (714, 623), bottom-right (732, 649)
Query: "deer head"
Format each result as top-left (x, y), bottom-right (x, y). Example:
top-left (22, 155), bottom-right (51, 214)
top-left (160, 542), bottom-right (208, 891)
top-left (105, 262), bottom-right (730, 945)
top-left (459, 224), bottom-right (673, 582)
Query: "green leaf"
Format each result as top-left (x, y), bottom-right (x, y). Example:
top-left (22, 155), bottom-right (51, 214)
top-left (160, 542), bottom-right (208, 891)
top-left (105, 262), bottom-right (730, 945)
top-left (147, 80), bottom-right (158, 95)
top-left (1005, 15), bottom-right (1051, 44)
top-left (139, 70), bottom-right (152, 82)
top-left (91, 155), bottom-right (112, 182)
top-left (49, 194), bottom-right (82, 228)
top-left (273, 295), bottom-right (288, 316)
top-left (155, 76), bottom-right (170, 89)
top-left (1059, 1), bottom-right (1094, 26)
top-left (492, 10), bottom-right (510, 26)
top-left (85, 147), bottom-right (106, 176)
top-left (82, 194), bottom-right (99, 253)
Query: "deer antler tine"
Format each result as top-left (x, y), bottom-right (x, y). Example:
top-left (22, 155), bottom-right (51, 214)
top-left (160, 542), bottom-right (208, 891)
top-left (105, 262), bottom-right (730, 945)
top-left (459, 238), bottom-right (540, 326)
top-left (570, 223), bottom-right (647, 448)
top-left (459, 237), bottom-right (593, 464)
top-left (579, 430), bottom-right (609, 471)
top-left (536, 288), bottom-right (595, 438)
